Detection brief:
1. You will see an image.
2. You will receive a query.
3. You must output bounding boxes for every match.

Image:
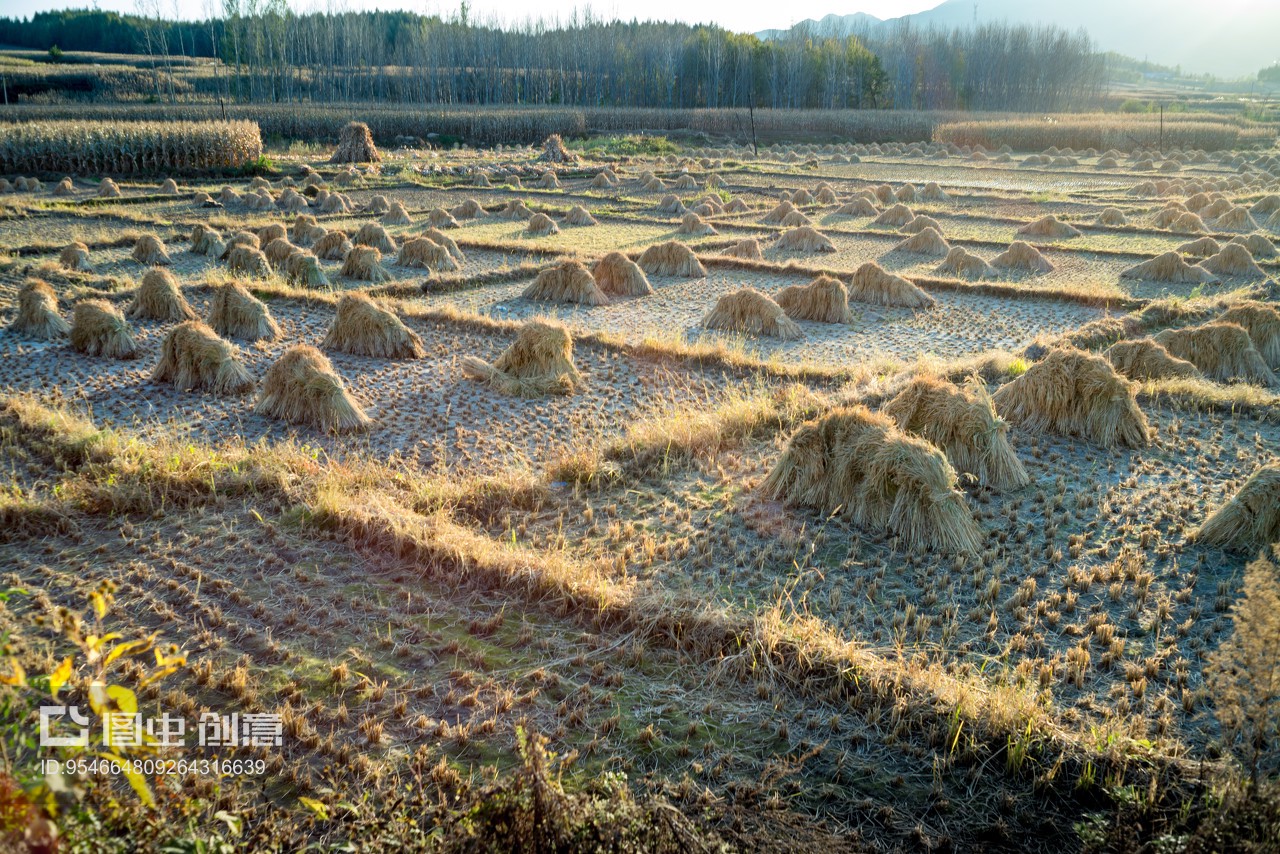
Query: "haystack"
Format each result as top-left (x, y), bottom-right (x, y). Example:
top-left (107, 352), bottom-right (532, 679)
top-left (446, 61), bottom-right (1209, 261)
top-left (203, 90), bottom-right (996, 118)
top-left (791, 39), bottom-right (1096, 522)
top-left (637, 241), bottom-right (705, 277)
top-left (991, 348), bottom-right (1149, 448)
top-left (849, 263), bottom-right (934, 308)
top-left (779, 210), bottom-right (812, 227)
top-left (536, 171), bottom-right (561, 189)
top-left (1121, 252), bottom-right (1216, 283)
top-left (423, 228), bottom-right (465, 263)
top-left (791, 188), bottom-right (815, 205)
top-left (340, 246), bottom-right (392, 283)
top-left (257, 223), bottom-right (287, 245)
top-left (762, 201), bottom-right (797, 224)
top-left (461, 320), bottom-right (582, 397)
top-left (330, 121), bottom-right (380, 163)
top-left (264, 237), bottom-right (300, 268)
top-left (227, 246), bottom-right (273, 278)
top-left (835, 198), bottom-right (879, 217)
top-left (323, 293), bottom-right (423, 359)
top-left (774, 226), bottom-right (835, 253)
top-left (992, 241), bottom-right (1053, 274)
top-left (872, 185), bottom-right (897, 204)
top-left (396, 237), bottom-right (459, 272)
top-left (591, 252), bottom-right (652, 297)
top-left (285, 251), bottom-right (329, 288)
top-left (935, 246), bottom-right (996, 280)
top-left (1229, 233), bottom-right (1276, 260)
top-left (382, 200), bottom-right (412, 226)
top-left (920, 182), bottom-right (949, 201)
top-left (1154, 206), bottom-right (1187, 229)
top-left (132, 234), bottom-right (171, 266)
top-left (354, 222), bottom-right (397, 253)
top-left (536, 135), bottom-right (576, 164)
top-left (815, 186), bottom-right (839, 205)
top-left (672, 174), bottom-right (698, 190)
top-left (256, 346), bottom-right (369, 432)
top-left (427, 208), bottom-right (459, 229)
top-left (883, 375), bottom-right (1030, 491)
top-left (1169, 212), bottom-right (1208, 234)
top-left (152, 321), bottom-right (253, 395)
top-left (1200, 244), bottom-right (1265, 278)
top-left (1104, 338), bottom-right (1201, 381)
top-left (97, 178), bottom-right (122, 199)
top-left (1018, 215), bottom-right (1081, 238)
top-left (526, 213), bottom-right (560, 236)
top-left (498, 199), bottom-right (533, 220)
top-left (776, 275), bottom-right (851, 324)
top-left (1192, 463), bottom-right (1280, 552)
top-left (292, 214), bottom-right (319, 244)
top-left (365, 195), bottom-right (391, 215)
top-left (1095, 208), bottom-right (1127, 226)
top-left (53, 177), bottom-right (75, 197)
top-left (1214, 303), bottom-right (1280, 368)
top-left (451, 198), bottom-right (487, 219)
top-left (70, 300), bottom-right (137, 359)
top-left (678, 212), bottom-right (716, 236)
top-left (219, 232), bottom-right (259, 260)
top-left (702, 288), bottom-right (802, 339)
top-left (657, 195), bottom-right (687, 215)
top-left (522, 260), bottom-right (607, 305)
top-left (899, 215), bottom-right (941, 234)
top-left (724, 198), bottom-right (750, 214)
top-left (722, 238), bottom-right (763, 260)
top-left (761, 405), bottom-right (981, 554)
top-left (872, 204), bottom-right (915, 227)
top-left (127, 268), bottom-right (196, 322)
top-left (320, 193), bottom-right (352, 214)
top-left (1212, 206), bottom-right (1257, 232)
top-left (1177, 237), bottom-right (1221, 257)
top-left (9, 279), bottom-right (70, 339)
top-left (642, 177), bottom-right (667, 192)
top-left (209, 280), bottom-right (280, 342)
top-left (314, 230), bottom-right (353, 261)
top-left (589, 171), bottom-right (615, 189)
top-left (564, 205), bottom-right (598, 226)
top-left (188, 224), bottom-right (221, 257)
top-left (891, 227), bottom-right (950, 256)
top-left (59, 241), bottom-right (92, 272)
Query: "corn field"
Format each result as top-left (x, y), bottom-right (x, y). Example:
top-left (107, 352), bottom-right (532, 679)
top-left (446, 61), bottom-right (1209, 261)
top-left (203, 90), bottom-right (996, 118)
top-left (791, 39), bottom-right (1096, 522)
top-left (0, 120), bottom-right (262, 174)
top-left (933, 115), bottom-right (1275, 153)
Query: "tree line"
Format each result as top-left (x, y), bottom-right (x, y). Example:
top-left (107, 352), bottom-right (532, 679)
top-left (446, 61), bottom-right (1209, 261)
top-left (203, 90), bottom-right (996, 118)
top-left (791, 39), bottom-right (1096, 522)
top-left (0, 7), bottom-right (1105, 112)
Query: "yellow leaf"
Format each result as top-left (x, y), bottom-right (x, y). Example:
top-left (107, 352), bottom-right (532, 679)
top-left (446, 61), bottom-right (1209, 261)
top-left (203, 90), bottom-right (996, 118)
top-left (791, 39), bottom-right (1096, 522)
top-left (90, 591), bottom-right (108, 619)
top-left (101, 752), bottom-right (153, 806)
top-left (0, 660), bottom-right (26, 687)
top-left (104, 636), bottom-right (154, 667)
top-left (49, 656), bottom-right (73, 700)
top-left (89, 682), bottom-right (137, 715)
top-left (298, 796), bottom-right (329, 820)
top-left (107, 685), bottom-right (137, 715)
top-left (139, 666), bottom-right (181, 687)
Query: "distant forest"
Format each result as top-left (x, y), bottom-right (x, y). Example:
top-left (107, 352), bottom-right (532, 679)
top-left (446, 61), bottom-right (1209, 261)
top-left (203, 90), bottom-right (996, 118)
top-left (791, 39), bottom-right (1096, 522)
top-left (0, 8), bottom-right (1106, 112)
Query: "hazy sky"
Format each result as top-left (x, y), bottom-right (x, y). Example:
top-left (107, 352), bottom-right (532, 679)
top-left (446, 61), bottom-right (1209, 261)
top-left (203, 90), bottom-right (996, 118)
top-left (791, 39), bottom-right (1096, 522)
top-left (2, 0), bottom-right (943, 34)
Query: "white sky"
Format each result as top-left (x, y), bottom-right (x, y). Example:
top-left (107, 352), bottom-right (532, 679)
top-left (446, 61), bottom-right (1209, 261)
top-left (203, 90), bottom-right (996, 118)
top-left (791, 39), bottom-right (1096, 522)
top-left (3, 0), bottom-right (944, 34)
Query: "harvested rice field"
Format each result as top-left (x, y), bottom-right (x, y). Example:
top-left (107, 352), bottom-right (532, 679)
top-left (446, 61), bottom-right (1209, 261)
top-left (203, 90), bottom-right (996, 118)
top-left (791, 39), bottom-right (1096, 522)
top-left (3, 127), bottom-right (1279, 853)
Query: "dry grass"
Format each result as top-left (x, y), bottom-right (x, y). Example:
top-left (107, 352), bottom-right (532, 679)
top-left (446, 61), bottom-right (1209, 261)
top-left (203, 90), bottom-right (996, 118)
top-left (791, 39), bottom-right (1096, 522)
top-left (1193, 463), bottom-right (1280, 553)
top-left (991, 348), bottom-right (1150, 448)
top-left (850, 262), bottom-right (934, 308)
top-left (208, 279), bottom-right (280, 342)
top-left (775, 275), bottom-right (851, 324)
top-left (461, 320), bottom-right (583, 398)
top-left (762, 404), bottom-right (981, 554)
top-left (702, 288), bottom-right (803, 340)
top-left (127, 268), bottom-right (196, 322)
top-left (522, 260), bottom-right (608, 305)
top-left (151, 320), bottom-right (253, 395)
top-left (323, 293), bottom-right (424, 359)
top-left (9, 279), bottom-right (70, 339)
top-left (70, 299), bottom-right (137, 359)
top-left (883, 375), bottom-right (1030, 491)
